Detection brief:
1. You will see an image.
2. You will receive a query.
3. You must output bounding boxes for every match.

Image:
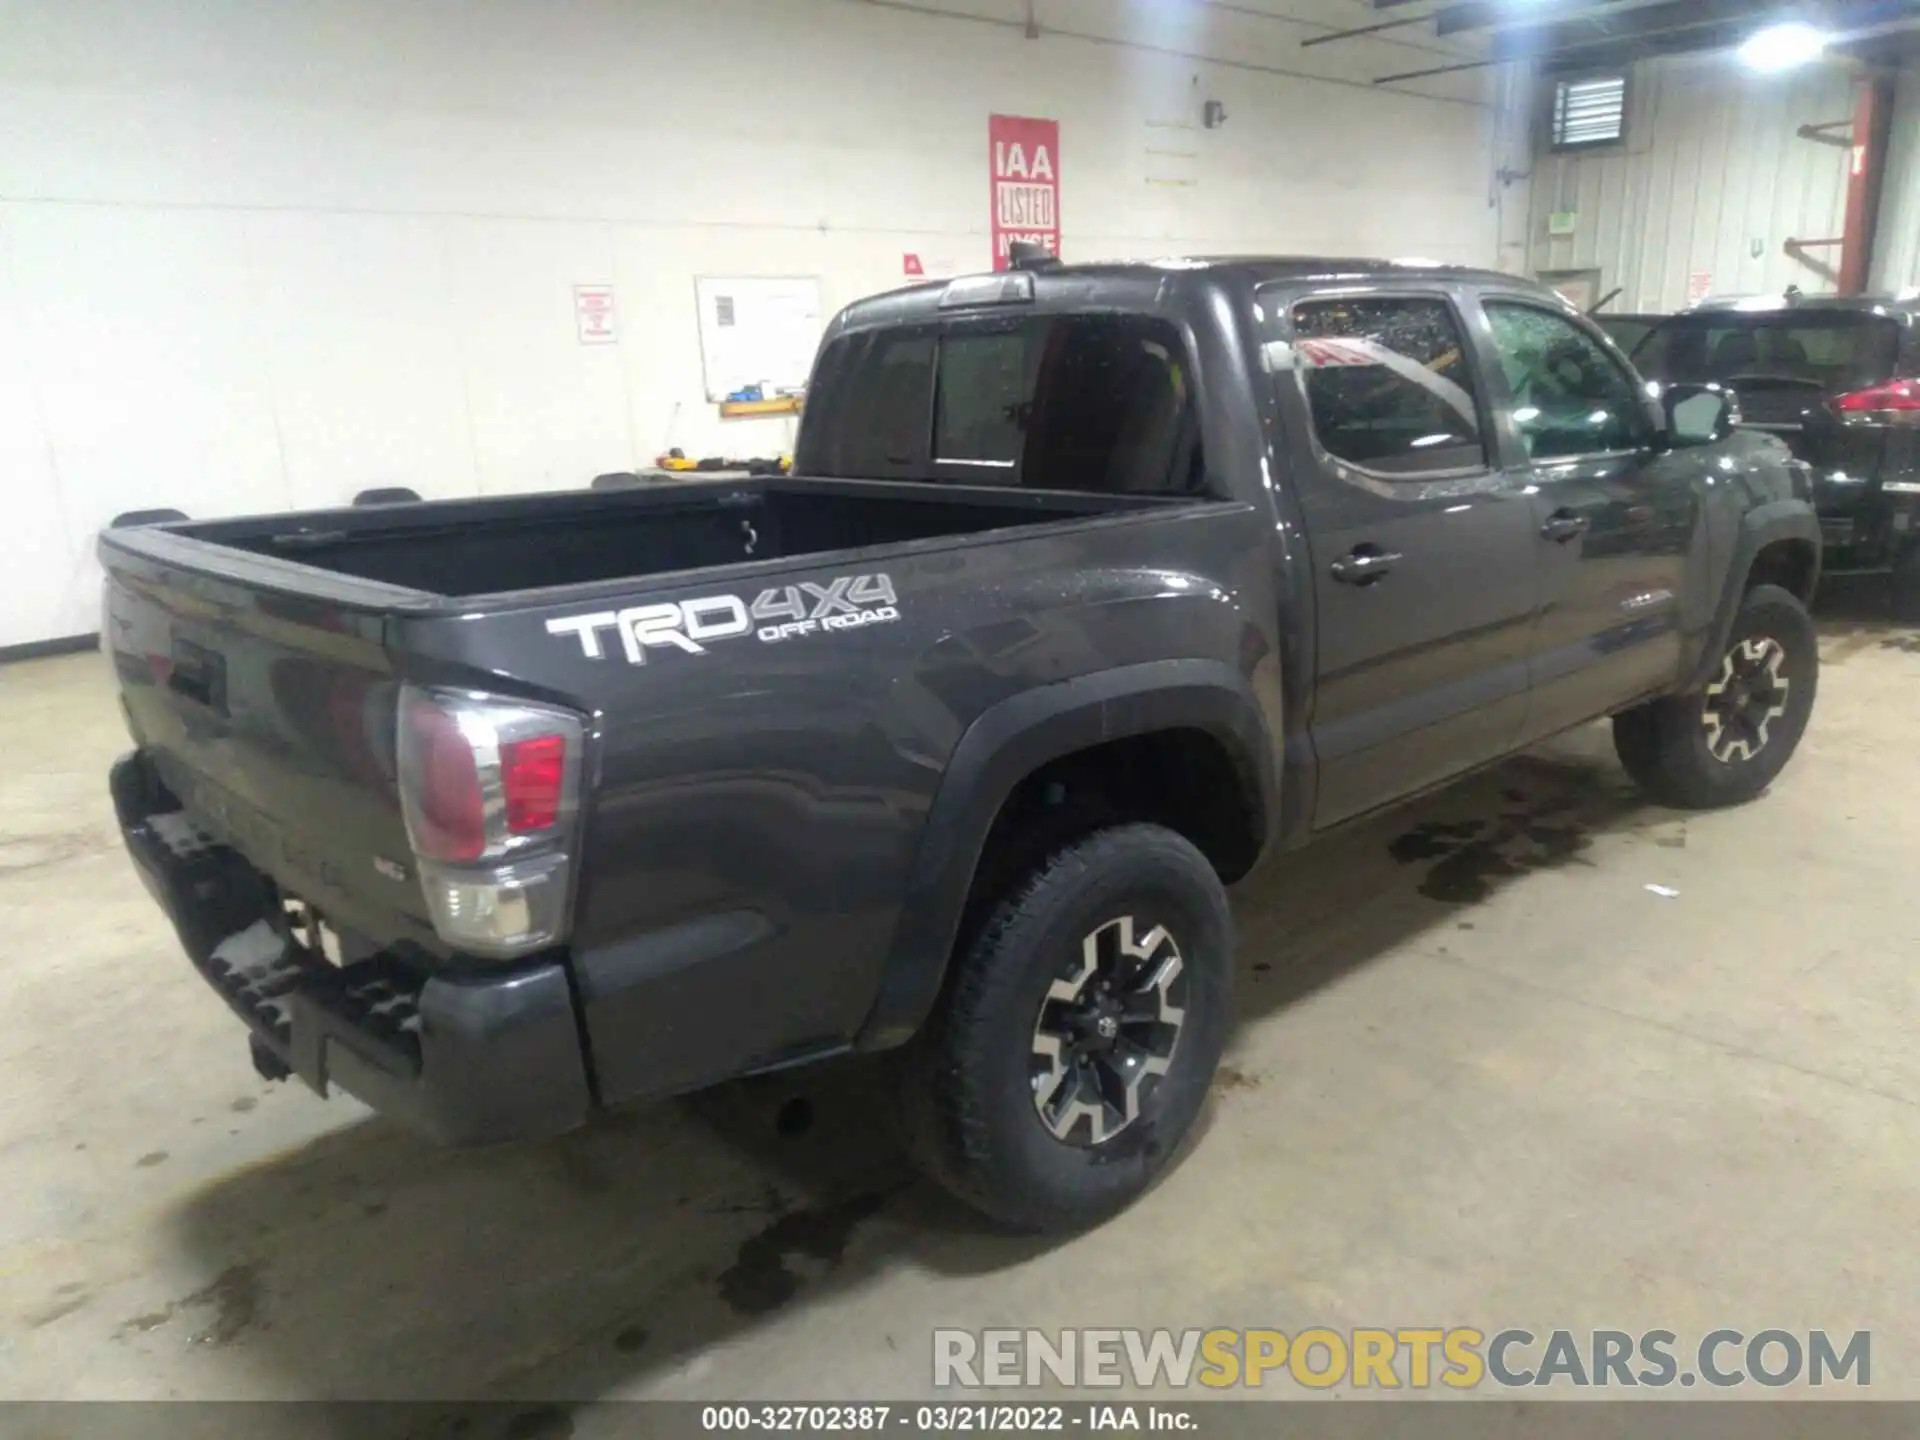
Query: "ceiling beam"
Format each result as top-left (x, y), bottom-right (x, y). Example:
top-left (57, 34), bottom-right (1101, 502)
top-left (1434, 0), bottom-right (1627, 37)
top-left (1300, 13), bottom-right (1430, 46)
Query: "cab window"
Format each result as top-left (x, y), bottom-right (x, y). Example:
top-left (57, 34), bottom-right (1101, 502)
top-left (1484, 302), bottom-right (1647, 460)
top-left (1288, 296), bottom-right (1487, 477)
top-left (797, 315), bottom-right (1205, 495)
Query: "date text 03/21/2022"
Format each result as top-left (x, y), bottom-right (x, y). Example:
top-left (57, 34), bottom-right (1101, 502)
top-left (700, 1405), bottom-right (1190, 1432)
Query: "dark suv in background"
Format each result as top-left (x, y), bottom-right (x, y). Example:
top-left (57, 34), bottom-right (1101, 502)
top-left (1592, 311), bottom-right (1667, 356)
top-left (1632, 295), bottom-right (1920, 615)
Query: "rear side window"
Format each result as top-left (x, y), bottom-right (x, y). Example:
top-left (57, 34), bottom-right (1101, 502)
top-left (803, 332), bottom-right (934, 480)
top-left (796, 315), bottom-right (1205, 495)
top-left (1633, 312), bottom-right (1899, 390)
top-left (1288, 296), bottom-right (1487, 477)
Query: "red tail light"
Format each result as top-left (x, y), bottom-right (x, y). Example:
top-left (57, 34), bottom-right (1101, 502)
top-left (502, 734), bottom-right (567, 834)
top-left (396, 686), bottom-right (585, 958)
top-left (1832, 379), bottom-right (1920, 418)
top-left (402, 692), bottom-right (486, 862)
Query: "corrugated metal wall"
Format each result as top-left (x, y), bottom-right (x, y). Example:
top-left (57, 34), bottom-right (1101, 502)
top-left (1528, 55), bottom-right (1856, 312)
top-left (1870, 71), bottom-right (1920, 293)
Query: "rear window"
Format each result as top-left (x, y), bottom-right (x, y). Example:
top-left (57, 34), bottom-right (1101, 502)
top-left (796, 314), bottom-right (1206, 495)
top-left (1632, 312), bottom-right (1899, 390)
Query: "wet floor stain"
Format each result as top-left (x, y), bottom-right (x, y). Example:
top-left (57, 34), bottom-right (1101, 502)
top-left (24, 1283), bottom-right (89, 1330)
top-left (1879, 634), bottom-right (1920, 654)
top-left (1386, 820), bottom-right (1485, 863)
top-left (0, 827), bottom-right (115, 875)
top-left (115, 1263), bottom-right (261, 1347)
top-left (231, 1096), bottom-right (257, 1113)
top-left (135, 1151), bottom-right (168, 1168)
top-left (716, 1192), bottom-right (888, 1317)
top-left (1655, 832), bottom-right (1687, 849)
top-left (1824, 630), bottom-right (1886, 664)
top-left (1389, 795), bottom-right (1599, 905)
top-left (1213, 1064), bottom-right (1261, 1094)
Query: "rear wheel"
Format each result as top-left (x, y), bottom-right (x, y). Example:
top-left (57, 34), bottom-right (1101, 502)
top-left (1613, 583), bottom-right (1817, 808)
top-left (900, 823), bottom-right (1232, 1233)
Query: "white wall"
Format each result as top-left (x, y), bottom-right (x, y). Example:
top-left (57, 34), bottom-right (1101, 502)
top-left (0, 0), bottom-right (1511, 646)
top-left (1528, 54), bottom-right (1857, 313)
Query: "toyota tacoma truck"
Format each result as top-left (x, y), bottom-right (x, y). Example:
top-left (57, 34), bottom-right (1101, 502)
top-left (103, 257), bottom-right (1820, 1232)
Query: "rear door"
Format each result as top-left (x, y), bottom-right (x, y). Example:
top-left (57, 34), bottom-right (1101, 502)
top-left (1261, 285), bottom-right (1540, 826)
top-left (1468, 294), bottom-right (1705, 740)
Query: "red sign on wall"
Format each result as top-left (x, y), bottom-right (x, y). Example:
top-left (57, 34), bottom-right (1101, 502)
top-left (989, 114), bottom-right (1060, 272)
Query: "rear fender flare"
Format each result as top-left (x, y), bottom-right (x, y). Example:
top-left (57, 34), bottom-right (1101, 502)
top-left (855, 658), bottom-right (1276, 1049)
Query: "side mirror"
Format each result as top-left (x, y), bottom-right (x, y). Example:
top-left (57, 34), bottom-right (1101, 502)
top-left (1660, 382), bottom-right (1738, 447)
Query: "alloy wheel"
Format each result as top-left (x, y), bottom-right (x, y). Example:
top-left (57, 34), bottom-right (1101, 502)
top-left (1029, 915), bottom-right (1188, 1146)
top-left (1702, 635), bottom-right (1790, 764)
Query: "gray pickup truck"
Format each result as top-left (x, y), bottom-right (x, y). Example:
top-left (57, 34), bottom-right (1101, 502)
top-left (103, 257), bottom-right (1819, 1232)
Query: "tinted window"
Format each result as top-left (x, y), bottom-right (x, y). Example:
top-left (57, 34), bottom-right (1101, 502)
top-left (934, 331), bottom-right (1027, 469)
top-left (1632, 311), bottom-right (1898, 392)
top-left (801, 332), bottom-right (934, 479)
top-left (1290, 296), bottom-right (1486, 476)
top-left (1484, 302), bottom-right (1646, 459)
top-left (1594, 315), bottom-right (1659, 354)
top-left (797, 315), bottom-right (1204, 495)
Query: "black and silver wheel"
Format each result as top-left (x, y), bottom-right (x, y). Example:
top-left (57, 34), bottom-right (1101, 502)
top-left (1029, 915), bottom-right (1188, 1146)
top-left (1614, 583), bottom-right (1817, 809)
top-left (900, 823), bottom-right (1232, 1233)
top-left (1700, 636), bottom-right (1792, 764)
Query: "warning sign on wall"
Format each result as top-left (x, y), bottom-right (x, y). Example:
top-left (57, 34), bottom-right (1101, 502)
top-left (573, 284), bottom-right (617, 345)
top-left (989, 114), bottom-right (1060, 272)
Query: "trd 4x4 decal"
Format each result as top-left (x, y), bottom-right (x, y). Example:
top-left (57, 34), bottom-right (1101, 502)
top-left (545, 573), bottom-right (899, 664)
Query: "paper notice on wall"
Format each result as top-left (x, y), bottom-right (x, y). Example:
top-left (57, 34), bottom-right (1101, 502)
top-left (1687, 271), bottom-right (1714, 307)
top-left (693, 276), bottom-right (823, 403)
top-left (573, 284), bottom-right (617, 345)
top-left (990, 114), bottom-right (1061, 272)
top-left (1143, 115), bottom-right (1198, 190)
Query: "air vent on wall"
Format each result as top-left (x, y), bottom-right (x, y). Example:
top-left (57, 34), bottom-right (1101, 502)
top-left (1552, 74), bottom-right (1627, 149)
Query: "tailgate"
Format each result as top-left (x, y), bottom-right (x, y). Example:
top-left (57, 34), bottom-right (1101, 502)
top-left (102, 540), bottom-right (431, 952)
top-left (1733, 381), bottom-right (1890, 519)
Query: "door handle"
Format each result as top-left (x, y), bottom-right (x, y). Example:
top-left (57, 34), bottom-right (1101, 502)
top-left (1329, 548), bottom-right (1402, 585)
top-left (1541, 511), bottom-right (1591, 543)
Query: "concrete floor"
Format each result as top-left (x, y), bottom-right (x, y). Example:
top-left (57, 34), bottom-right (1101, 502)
top-left (5, 603), bottom-right (1920, 1408)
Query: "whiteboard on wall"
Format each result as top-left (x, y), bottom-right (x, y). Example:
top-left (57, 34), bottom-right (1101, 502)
top-left (693, 276), bottom-right (822, 402)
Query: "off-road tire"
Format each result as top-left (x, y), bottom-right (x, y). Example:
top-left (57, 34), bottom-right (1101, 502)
top-left (899, 823), bottom-right (1232, 1233)
top-left (1613, 583), bottom-right (1817, 809)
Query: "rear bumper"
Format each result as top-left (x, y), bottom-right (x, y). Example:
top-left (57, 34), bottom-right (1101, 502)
top-left (111, 750), bottom-right (593, 1145)
top-left (1815, 482), bottom-right (1920, 569)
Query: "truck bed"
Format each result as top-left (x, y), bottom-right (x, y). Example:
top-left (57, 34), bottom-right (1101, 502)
top-left (161, 477), bottom-right (1160, 599)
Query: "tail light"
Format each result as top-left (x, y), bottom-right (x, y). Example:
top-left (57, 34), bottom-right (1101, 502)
top-left (397, 685), bottom-right (585, 959)
top-left (1832, 379), bottom-right (1920, 425)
